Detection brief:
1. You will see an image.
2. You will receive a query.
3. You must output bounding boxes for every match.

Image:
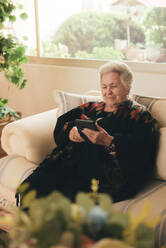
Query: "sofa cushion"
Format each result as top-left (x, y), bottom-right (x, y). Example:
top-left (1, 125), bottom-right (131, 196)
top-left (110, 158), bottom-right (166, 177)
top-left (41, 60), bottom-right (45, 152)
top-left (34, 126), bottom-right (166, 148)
top-left (132, 94), bottom-right (166, 128)
top-left (154, 212), bottom-right (166, 248)
top-left (0, 154), bottom-right (37, 192)
top-left (132, 94), bottom-right (166, 180)
top-left (113, 179), bottom-right (166, 247)
top-left (53, 90), bottom-right (102, 116)
top-left (0, 183), bottom-right (16, 210)
top-left (156, 127), bottom-right (166, 179)
top-left (1, 109), bottom-right (59, 165)
top-left (113, 179), bottom-right (166, 218)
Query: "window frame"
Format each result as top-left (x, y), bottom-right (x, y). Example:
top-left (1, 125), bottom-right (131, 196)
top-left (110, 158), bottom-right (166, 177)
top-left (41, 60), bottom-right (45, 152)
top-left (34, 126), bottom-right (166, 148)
top-left (28, 56), bottom-right (166, 75)
top-left (31, 0), bottom-right (166, 75)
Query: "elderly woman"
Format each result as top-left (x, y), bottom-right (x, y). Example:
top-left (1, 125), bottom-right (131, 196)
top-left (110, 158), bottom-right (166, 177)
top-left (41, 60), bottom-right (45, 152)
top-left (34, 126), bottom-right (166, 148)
top-left (17, 61), bottom-right (157, 205)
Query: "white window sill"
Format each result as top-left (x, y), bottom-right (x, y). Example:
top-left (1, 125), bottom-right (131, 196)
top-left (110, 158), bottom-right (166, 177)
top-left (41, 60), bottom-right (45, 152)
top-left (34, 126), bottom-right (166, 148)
top-left (28, 56), bottom-right (166, 75)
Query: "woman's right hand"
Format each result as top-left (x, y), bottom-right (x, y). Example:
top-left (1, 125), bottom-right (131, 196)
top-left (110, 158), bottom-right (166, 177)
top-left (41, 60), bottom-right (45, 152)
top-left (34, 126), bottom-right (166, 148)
top-left (69, 126), bottom-right (85, 143)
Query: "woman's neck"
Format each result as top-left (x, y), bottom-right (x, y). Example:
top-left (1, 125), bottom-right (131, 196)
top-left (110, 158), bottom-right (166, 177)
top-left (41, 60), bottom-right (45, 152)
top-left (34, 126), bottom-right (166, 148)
top-left (104, 99), bottom-right (128, 112)
top-left (104, 104), bottom-right (118, 112)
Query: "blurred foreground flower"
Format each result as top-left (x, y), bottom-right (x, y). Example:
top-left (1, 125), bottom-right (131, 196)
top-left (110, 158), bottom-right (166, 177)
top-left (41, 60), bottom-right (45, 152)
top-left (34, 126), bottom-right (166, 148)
top-left (90, 238), bottom-right (133, 248)
top-left (123, 202), bottom-right (160, 248)
top-left (0, 180), bottom-right (160, 248)
top-left (0, 209), bottom-right (15, 232)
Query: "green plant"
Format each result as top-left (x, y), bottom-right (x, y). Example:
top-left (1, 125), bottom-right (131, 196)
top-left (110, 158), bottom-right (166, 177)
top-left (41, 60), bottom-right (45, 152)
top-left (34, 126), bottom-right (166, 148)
top-left (0, 97), bottom-right (19, 120)
top-left (53, 11), bottom-right (145, 57)
top-left (92, 46), bottom-right (124, 60)
top-left (41, 40), bottom-right (71, 58)
top-left (143, 7), bottom-right (166, 48)
top-left (0, 180), bottom-right (159, 248)
top-left (0, 0), bottom-right (28, 119)
top-left (75, 46), bottom-right (124, 60)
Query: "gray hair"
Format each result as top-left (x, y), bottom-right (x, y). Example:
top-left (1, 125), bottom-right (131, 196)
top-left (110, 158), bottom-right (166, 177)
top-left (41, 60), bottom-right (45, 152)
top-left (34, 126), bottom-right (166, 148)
top-left (99, 61), bottom-right (134, 90)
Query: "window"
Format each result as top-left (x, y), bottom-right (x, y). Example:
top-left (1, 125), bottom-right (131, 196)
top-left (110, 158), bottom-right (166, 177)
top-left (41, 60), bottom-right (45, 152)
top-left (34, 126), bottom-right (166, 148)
top-left (11, 0), bottom-right (36, 55)
top-left (11, 0), bottom-right (166, 64)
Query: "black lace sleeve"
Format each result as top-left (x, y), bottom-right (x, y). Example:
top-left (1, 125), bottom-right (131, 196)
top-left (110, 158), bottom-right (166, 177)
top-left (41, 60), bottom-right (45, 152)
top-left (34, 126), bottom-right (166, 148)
top-left (53, 107), bottom-right (82, 148)
top-left (53, 102), bottom-right (96, 148)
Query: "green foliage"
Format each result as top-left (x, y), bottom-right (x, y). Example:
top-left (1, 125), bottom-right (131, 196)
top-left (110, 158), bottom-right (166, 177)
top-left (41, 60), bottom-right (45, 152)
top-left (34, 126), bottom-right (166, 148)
top-left (53, 11), bottom-right (145, 57)
top-left (0, 97), bottom-right (20, 120)
top-left (93, 47), bottom-right (124, 60)
top-left (0, 0), bottom-right (15, 23)
top-left (130, 21), bottom-right (145, 45)
top-left (143, 7), bottom-right (166, 48)
top-left (76, 192), bottom-right (95, 212)
top-left (0, 0), bottom-right (28, 89)
top-left (135, 223), bottom-right (154, 248)
top-left (76, 192), bottom-right (113, 215)
top-left (101, 212), bottom-right (129, 240)
top-left (41, 40), bottom-right (70, 58)
top-left (20, 12), bottom-right (28, 20)
top-left (10, 192), bottom-right (82, 248)
top-left (75, 47), bottom-right (124, 60)
top-left (8, 190), bottom-right (157, 248)
top-left (54, 11), bottom-right (114, 56)
top-left (0, 230), bottom-right (10, 248)
top-left (0, 0), bottom-right (28, 119)
top-left (111, 16), bottom-right (145, 45)
top-left (9, 15), bottom-right (16, 22)
top-left (75, 50), bottom-right (93, 59)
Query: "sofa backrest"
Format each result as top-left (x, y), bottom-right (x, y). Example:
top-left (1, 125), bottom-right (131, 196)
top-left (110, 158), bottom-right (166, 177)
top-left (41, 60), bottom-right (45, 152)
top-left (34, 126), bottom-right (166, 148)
top-left (132, 94), bottom-right (166, 181)
top-left (53, 89), bottom-right (102, 116)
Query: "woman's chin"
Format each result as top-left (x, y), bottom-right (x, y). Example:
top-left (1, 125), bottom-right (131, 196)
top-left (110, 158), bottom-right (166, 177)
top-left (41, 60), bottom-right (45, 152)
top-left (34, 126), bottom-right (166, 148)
top-left (104, 97), bottom-right (127, 106)
top-left (105, 99), bottom-right (117, 106)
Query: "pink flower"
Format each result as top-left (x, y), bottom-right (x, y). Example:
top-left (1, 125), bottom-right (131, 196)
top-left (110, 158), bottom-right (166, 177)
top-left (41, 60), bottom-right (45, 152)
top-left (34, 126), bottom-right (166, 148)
top-left (80, 114), bottom-right (88, 120)
top-left (130, 109), bottom-right (140, 120)
top-left (80, 102), bottom-right (90, 109)
top-left (26, 238), bottom-right (37, 246)
top-left (90, 102), bottom-right (103, 112)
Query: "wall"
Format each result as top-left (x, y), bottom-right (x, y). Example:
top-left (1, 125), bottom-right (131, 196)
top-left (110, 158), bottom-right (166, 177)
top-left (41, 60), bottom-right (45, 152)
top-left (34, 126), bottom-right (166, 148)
top-left (0, 63), bottom-right (166, 117)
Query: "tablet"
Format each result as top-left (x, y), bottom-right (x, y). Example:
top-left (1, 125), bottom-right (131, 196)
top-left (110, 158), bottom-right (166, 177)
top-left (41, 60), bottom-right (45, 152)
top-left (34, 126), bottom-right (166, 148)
top-left (75, 119), bottom-right (98, 131)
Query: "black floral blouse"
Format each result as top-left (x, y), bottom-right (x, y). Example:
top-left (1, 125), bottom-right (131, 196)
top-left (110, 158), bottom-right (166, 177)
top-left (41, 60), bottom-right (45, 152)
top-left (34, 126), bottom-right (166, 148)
top-left (18, 100), bottom-right (157, 204)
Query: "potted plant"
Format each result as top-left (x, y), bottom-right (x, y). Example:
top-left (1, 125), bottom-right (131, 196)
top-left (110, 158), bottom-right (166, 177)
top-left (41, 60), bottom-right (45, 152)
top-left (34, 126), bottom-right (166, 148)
top-left (0, 180), bottom-right (159, 248)
top-left (0, 0), bottom-right (28, 157)
top-left (0, 97), bottom-right (20, 156)
top-left (0, 0), bottom-right (28, 121)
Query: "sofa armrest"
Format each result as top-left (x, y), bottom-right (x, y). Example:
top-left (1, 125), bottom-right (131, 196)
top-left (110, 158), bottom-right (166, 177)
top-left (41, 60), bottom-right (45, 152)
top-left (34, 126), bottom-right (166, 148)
top-left (156, 127), bottom-right (166, 179)
top-left (0, 154), bottom-right (37, 192)
top-left (1, 108), bottom-right (59, 164)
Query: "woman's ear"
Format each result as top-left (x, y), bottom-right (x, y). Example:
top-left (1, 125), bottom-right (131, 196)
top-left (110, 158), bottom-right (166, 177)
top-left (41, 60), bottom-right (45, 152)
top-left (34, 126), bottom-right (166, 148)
top-left (125, 87), bottom-right (130, 96)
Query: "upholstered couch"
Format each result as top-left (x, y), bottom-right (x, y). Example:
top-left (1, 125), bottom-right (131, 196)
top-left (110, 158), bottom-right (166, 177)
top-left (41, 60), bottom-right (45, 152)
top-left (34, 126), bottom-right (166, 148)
top-left (0, 90), bottom-right (166, 246)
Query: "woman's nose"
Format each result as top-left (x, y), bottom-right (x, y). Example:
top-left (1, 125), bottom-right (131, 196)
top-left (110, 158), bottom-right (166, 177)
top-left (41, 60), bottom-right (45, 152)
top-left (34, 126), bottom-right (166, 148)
top-left (106, 87), bottom-right (112, 94)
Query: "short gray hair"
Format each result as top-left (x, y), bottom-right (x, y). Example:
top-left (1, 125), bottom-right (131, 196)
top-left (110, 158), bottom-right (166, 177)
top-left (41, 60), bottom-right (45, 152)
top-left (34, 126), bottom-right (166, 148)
top-left (99, 61), bottom-right (134, 90)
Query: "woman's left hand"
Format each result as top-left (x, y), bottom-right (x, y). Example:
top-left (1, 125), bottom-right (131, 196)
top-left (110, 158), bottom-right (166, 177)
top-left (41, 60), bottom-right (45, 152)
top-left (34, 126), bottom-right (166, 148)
top-left (82, 122), bottom-right (113, 147)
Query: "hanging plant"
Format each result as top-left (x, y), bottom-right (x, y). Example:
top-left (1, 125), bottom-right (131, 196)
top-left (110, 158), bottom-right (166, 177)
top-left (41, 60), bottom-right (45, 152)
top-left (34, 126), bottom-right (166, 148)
top-left (0, 0), bottom-right (28, 119)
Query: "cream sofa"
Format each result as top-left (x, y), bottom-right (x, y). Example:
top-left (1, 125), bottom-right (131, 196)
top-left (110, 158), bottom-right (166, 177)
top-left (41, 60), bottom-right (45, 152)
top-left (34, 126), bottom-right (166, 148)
top-left (0, 90), bottom-right (166, 246)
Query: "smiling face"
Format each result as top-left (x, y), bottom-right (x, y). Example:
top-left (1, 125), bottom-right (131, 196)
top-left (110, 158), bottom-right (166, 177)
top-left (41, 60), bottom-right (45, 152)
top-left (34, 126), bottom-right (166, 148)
top-left (101, 71), bottom-right (129, 111)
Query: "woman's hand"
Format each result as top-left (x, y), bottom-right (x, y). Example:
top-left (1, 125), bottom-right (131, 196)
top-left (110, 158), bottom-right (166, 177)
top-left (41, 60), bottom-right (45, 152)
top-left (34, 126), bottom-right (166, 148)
top-left (82, 122), bottom-right (113, 147)
top-left (69, 126), bottom-right (85, 143)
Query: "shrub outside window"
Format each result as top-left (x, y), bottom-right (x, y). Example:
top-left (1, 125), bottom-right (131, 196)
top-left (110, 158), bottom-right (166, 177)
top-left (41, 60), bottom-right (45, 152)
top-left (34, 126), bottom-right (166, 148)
top-left (7, 0), bottom-right (166, 64)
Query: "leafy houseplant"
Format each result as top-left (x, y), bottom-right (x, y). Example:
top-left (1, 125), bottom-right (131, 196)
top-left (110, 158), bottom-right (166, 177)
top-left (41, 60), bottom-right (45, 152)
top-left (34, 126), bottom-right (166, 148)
top-left (0, 179), bottom-right (159, 248)
top-left (0, 96), bottom-right (20, 157)
top-left (0, 0), bottom-right (28, 120)
top-left (0, 97), bottom-right (19, 120)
